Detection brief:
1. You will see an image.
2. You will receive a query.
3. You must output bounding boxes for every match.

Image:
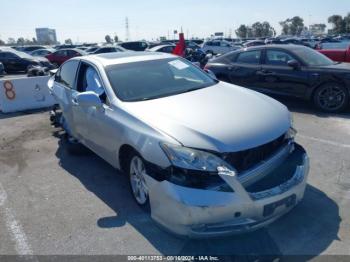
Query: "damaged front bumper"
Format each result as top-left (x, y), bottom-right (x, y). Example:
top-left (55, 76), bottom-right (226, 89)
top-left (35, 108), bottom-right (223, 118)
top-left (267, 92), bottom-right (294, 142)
top-left (145, 143), bottom-right (309, 238)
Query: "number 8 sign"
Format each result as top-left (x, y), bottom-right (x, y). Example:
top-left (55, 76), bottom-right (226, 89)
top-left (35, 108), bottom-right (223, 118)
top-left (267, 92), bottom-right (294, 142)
top-left (3, 81), bottom-right (16, 100)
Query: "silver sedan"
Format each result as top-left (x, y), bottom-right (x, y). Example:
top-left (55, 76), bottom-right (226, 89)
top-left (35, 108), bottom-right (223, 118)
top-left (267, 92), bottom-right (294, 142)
top-left (49, 52), bottom-right (309, 238)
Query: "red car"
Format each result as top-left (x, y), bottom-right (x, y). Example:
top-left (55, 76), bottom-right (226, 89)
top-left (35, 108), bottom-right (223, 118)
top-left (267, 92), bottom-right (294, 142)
top-left (317, 45), bottom-right (350, 63)
top-left (46, 48), bottom-right (87, 67)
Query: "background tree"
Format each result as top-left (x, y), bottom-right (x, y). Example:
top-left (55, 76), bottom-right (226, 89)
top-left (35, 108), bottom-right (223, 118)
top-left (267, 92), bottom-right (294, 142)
top-left (64, 38), bottom-right (73, 45)
top-left (32, 38), bottom-right (37, 44)
top-left (236, 22), bottom-right (274, 38)
top-left (235, 24), bottom-right (249, 38)
top-left (252, 22), bottom-right (264, 37)
top-left (262, 21), bottom-right (276, 37)
top-left (309, 24), bottom-right (327, 35)
top-left (7, 38), bottom-right (16, 45)
top-left (343, 13), bottom-right (350, 33)
top-left (114, 35), bottom-right (119, 43)
top-left (17, 37), bottom-right (25, 46)
top-left (105, 35), bottom-right (112, 44)
top-left (328, 15), bottom-right (345, 34)
top-left (0, 39), bottom-right (5, 46)
top-left (279, 16), bottom-right (304, 35)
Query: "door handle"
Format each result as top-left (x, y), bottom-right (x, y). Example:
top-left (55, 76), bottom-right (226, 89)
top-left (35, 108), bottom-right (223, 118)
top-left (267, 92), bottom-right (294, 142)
top-left (257, 70), bottom-right (275, 76)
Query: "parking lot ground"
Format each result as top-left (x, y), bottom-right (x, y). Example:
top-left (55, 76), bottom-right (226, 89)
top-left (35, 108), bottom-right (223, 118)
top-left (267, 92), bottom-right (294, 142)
top-left (0, 98), bottom-right (350, 260)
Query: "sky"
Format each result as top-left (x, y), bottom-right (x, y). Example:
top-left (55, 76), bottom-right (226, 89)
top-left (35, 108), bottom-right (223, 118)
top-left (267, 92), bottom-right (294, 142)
top-left (0, 0), bottom-right (349, 43)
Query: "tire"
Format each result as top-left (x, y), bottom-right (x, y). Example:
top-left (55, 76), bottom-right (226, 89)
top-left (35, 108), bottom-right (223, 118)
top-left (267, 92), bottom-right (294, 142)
top-left (127, 153), bottom-right (150, 208)
top-left (313, 82), bottom-right (349, 113)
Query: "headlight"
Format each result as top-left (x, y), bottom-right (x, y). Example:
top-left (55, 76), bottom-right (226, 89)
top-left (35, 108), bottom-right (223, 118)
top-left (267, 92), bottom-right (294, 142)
top-left (160, 143), bottom-right (230, 172)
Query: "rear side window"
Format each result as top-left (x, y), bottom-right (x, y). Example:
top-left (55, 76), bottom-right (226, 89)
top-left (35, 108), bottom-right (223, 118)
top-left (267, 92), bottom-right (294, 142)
top-left (58, 60), bottom-right (79, 89)
top-left (236, 50), bottom-right (261, 64)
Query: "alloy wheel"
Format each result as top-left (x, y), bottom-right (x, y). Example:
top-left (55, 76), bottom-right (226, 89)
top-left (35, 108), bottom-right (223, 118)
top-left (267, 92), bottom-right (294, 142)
top-left (316, 85), bottom-right (347, 112)
top-left (129, 155), bottom-right (149, 205)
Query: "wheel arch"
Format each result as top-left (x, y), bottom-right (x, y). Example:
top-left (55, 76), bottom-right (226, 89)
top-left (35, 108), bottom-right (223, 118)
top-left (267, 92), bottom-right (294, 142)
top-left (118, 144), bottom-right (139, 173)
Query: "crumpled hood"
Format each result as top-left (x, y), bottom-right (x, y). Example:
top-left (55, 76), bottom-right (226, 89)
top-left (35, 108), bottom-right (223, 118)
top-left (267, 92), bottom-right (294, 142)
top-left (123, 82), bottom-right (291, 153)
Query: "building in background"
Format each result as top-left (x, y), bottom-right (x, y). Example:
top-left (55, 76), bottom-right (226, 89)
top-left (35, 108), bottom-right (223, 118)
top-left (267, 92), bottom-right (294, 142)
top-left (35, 28), bottom-right (57, 44)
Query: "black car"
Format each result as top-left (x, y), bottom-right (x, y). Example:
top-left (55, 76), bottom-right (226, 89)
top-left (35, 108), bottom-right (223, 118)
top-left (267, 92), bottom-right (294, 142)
top-left (0, 48), bottom-right (53, 73)
top-left (119, 41), bottom-right (149, 51)
top-left (92, 46), bottom-right (126, 54)
top-left (0, 62), bottom-right (5, 76)
top-left (20, 45), bottom-right (46, 53)
top-left (205, 45), bottom-right (350, 112)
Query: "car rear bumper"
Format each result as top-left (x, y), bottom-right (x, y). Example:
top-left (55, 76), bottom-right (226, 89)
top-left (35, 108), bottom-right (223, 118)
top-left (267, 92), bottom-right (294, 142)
top-left (145, 143), bottom-right (309, 238)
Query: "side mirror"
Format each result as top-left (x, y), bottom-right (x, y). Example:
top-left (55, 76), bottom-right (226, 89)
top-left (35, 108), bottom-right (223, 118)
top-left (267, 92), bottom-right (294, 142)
top-left (76, 91), bottom-right (103, 108)
top-left (204, 69), bottom-right (217, 80)
top-left (287, 59), bottom-right (300, 70)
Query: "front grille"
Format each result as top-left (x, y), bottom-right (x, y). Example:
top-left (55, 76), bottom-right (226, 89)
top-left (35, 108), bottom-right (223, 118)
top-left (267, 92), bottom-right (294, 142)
top-left (223, 134), bottom-right (287, 173)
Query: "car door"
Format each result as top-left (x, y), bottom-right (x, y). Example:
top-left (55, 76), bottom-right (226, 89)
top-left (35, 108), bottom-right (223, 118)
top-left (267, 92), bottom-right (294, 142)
top-left (227, 50), bottom-right (262, 88)
top-left (256, 48), bottom-right (310, 97)
top-left (73, 62), bottom-right (119, 163)
top-left (53, 60), bottom-right (80, 135)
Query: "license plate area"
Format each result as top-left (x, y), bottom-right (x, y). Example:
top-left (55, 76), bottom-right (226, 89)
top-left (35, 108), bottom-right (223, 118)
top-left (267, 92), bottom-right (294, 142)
top-left (263, 194), bottom-right (296, 217)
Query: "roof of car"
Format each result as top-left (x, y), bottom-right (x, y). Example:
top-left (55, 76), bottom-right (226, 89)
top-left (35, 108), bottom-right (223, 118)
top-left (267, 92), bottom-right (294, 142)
top-left (82, 51), bottom-right (176, 66)
top-left (241, 44), bottom-right (308, 51)
top-left (148, 45), bottom-right (174, 51)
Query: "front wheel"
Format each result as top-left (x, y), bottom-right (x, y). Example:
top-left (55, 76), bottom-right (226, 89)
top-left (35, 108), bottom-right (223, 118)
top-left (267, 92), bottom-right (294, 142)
top-left (128, 154), bottom-right (149, 206)
top-left (313, 83), bottom-right (349, 113)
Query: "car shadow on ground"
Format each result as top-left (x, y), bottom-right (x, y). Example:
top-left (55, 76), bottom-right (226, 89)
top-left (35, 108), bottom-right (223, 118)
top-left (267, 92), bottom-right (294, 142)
top-left (53, 130), bottom-right (341, 259)
top-left (271, 95), bottom-right (350, 120)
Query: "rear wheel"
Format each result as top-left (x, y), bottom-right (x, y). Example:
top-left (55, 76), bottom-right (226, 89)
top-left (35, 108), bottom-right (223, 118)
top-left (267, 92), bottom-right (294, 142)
top-left (313, 83), bottom-right (349, 113)
top-left (128, 154), bottom-right (149, 207)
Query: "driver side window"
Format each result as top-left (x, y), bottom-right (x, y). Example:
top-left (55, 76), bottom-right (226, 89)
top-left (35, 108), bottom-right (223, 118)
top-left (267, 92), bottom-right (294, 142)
top-left (77, 63), bottom-right (109, 105)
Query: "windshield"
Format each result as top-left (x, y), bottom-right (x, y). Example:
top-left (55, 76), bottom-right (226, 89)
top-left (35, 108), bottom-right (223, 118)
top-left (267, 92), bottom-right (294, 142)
top-left (293, 47), bottom-right (335, 66)
top-left (106, 58), bottom-right (217, 102)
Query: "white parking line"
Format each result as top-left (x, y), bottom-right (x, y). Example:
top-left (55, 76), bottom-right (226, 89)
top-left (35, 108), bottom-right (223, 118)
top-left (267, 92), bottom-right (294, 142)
top-left (0, 183), bottom-right (34, 256)
top-left (298, 134), bottom-right (350, 149)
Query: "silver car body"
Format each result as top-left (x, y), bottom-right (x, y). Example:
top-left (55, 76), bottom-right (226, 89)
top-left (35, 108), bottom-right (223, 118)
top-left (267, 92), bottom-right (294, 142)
top-left (49, 52), bottom-right (309, 237)
top-left (201, 40), bottom-right (241, 55)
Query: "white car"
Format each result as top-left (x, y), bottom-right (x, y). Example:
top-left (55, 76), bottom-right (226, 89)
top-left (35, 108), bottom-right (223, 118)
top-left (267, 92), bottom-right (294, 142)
top-left (202, 40), bottom-right (241, 55)
top-left (49, 52), bottom-right (309, 237)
